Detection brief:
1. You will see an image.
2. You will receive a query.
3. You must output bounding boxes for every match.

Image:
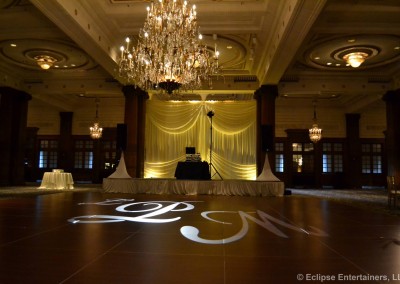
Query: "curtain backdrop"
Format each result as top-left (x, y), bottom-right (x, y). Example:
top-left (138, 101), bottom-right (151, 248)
top-left (144, 99), bottom-right (257, 180)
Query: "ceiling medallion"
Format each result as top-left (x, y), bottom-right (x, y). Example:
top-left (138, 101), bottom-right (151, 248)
top-left (117, 0), bottom-right (220, 94)
top-left (333, 46), bottom-right (378, 68)
top-left (0, 0), bottom-right (20, 9)
top-left (0, 40), bottom-right (97, 71)
top-left (25, 49), bottom-right (65, 70)
top-left (303, 34), bottom-right (400, 70)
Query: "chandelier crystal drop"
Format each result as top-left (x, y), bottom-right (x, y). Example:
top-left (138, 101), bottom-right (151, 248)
top-left (309, 100), bottom-right (322, 143)
top-left (117, 0), bottom-right (220, 94)
top-left (89, 99), bottom-right (103, 139)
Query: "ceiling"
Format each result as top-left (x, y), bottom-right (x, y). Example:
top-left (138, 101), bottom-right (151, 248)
top-left (1, 0), bottom-right (399, 112)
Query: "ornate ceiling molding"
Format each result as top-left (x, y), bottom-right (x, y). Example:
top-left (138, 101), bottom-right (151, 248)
top-left (303, 34), bottom-right (400, 70)
top-left (0, 0), bottom-right (21, 9)
top-left (0, 39), bottom-right (97, 71)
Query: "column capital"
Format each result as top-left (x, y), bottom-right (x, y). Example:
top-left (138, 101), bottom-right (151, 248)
top-left (59, 111), bottom-right (73, 119)
top-left (254, 85), bottom-right (278, 100)
top-left (122, 85), bottom-right (149, 100)
top-left (345, 113), bottom-right (360, 120)
top-left (0, 87), bottom-right (32, 101)
top-left (383, 89), bottom-right (400, 103)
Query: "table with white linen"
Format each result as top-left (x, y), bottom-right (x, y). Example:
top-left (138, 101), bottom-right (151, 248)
top-left (38, 172), bottom-right (74, 189)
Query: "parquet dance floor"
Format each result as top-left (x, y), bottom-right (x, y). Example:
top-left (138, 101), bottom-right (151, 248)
top-left (1, 190), bottom-right (399, 283)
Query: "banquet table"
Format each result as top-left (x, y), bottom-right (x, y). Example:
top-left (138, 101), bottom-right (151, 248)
top-left (38, 172), bottom-right (74, 189)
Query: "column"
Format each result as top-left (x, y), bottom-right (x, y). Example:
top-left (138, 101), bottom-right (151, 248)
top-left (58, 112), bottom-right (74, 172)
top-left (383, 89), bottom-right (400, 180)
top-left (254, 85), bottom-right (278, 176)
top-left (0, 87), bottom-right (31, 186)
top-left (122, 85), bottom-right (149, 178)
top-left (345, 113), bottom-right (361, 188)
top-left (25, 127), bottom-right (39, 181)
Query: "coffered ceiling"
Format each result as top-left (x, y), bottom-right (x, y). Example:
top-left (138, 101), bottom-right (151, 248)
top-left (0, 0), bottom-right (399, 111)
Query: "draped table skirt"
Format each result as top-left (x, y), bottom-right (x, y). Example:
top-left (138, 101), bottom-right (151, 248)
top-left (103, 178), bottom-right (284, 197)
top-left (38, 172), bottom-right (74, 190)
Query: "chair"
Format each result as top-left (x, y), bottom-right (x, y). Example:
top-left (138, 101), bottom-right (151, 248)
top-left (387, 176), bottom-right (400, 208)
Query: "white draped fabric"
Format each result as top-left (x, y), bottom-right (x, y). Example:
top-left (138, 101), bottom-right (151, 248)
top-left (144, 100), bottom-right (257, 180)
top-left (39, 172), bottom-right (74, 189)
top-left (107, 152), bottom-right (132, 179)
top-left (257, 153), bottom-right (281, 181)
top-left (103, 178), bottom-right (284, 196)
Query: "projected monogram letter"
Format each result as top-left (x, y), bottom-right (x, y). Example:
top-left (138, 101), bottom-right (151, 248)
top-left (180, 210), bottom-right (328, 244)
top-left (68, 201), bottom-right (196, 224)
top-left (68, 199), bottom-right (328, 243)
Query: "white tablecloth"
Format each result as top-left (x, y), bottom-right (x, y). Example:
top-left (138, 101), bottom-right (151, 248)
top-left (38, 172), bottom-right (74, 190)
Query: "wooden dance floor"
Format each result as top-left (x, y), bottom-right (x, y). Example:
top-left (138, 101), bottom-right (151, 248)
top-left (102, 178), bottom-right (285, 196)
top-left (1, 188), bottom-right (399, 283)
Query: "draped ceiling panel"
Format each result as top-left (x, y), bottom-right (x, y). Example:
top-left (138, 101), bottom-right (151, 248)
top-left (144, 100), bottom-right (257, 180)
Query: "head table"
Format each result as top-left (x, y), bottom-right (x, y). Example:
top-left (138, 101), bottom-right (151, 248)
top-left (38, 172), bottom-right (74, 190)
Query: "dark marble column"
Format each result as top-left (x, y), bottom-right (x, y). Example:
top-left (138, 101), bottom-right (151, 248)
top-left (122, 85), bottom-right (149, 178)
top-left (345, 113), bottom-right (361, 188)
top-left (383, 89), bottom-right (400, 180)
top-left (58, 112), bottom-right (74, 173)
top-left (25, 127), bottom-right (39, 181)
top-left (0, 87), bottom-right (31, 186)
top-left (253, 85), bottom-right (278, 176)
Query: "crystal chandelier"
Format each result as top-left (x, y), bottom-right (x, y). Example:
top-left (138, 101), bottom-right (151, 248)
top-left (118, 0), bottom-right (219, 94)
top-left (34, 55), bottom-right (57, 70)
top-left (309, 100), bottom-right (322, 143)
top-left (343, 52), bottom-right (368, 68)
top-left (89, 98), bottom-right (103, 139)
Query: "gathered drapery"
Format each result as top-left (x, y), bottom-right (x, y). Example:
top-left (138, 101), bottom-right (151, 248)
top-left (144, 99), bottom-right (257, 180)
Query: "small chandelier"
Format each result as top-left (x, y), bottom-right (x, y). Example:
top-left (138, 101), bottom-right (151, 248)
top-left (343, 52), bottom-right (368, 68)
top-left (89, 98), bottom-right (103, 139)
top-left (117, 0), bottom-right (219, 94)
top-left (34, 55), bottom-right (57, 70)
top-left (309, 100), bottom-right (322, 143)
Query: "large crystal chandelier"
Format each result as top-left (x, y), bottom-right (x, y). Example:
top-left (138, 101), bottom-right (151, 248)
top-left (118, 0), bottom-right (219, 94)
top-left (89, 98), bottom-right (103, 139)
top-left (309, 100), bottom-right (322, 143)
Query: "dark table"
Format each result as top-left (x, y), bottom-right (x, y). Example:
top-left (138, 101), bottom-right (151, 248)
top-left (174, 161), bottom-right (211, 180)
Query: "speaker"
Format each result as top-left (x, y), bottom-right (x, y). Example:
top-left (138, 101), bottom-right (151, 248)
top-left (261, 125), bottom-right (274, 152)
top-left (116, 124), bottom-right (127, 151)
